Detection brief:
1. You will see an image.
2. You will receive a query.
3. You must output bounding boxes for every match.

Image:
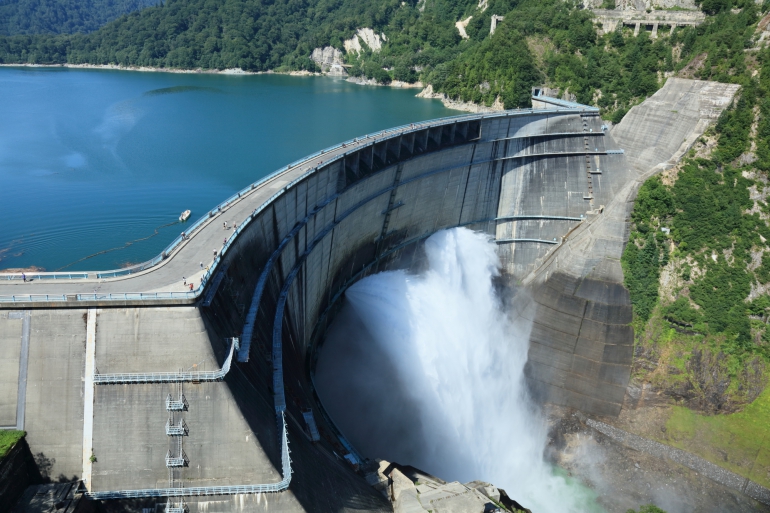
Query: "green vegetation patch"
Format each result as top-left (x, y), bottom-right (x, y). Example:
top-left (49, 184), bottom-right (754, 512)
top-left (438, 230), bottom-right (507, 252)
top-left (665, 384), bottom-right (770, 487)
top-left (626, 506), bottom-right (668, 513)
top-left (0, 430), bottom-right (25, 460)
top-left (0, 0), bottom-right (158, 36)
top-left (620, 44), bottom-right (770, 421)
top-left (0, 0), bottom-right (765, 116)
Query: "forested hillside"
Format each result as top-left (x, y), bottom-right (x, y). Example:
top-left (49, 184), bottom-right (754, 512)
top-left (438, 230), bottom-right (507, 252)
top-left (0, 0), bottom-right (157, 35)
top-left (0, 0), bottom-right (761, 115)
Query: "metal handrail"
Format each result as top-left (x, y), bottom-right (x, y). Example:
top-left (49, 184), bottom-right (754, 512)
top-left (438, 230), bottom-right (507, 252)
top-left (94, 341), bottom-right (234, 384)
top-left (0, 272), bottom-right (89, 281)
top-left (85, 412), bottom-right (291, 499)
top-left (166, 394), bottom-right (188, 411)
top-left (494, 238), bottom-right (560, 245)
top-left (165, 418), bottom-right (188, 436)
top-left (2, 101), bottom-right (596, 307)
top-left (0, 294), bottom-right (68, 302)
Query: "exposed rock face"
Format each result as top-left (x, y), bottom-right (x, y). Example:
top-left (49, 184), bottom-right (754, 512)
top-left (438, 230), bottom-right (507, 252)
top-left (456, 16), bottom-right (472, 39)
top-left (631, 341), bottom-right (766, 414)
top-left (515, 79), bottom-right (741, 417)
top-left (371, 461), bottom-right (531, 513)
top-left (416, 84), bottom-right (504, 113)
top-left (310, 46), bottom-right (347, 75)
top-left (344, 28), bottom-right (386, 54)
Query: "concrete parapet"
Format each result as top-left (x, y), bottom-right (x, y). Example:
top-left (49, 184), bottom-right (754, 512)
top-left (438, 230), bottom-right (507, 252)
top-left (592, 9), bottom-right (706, 35)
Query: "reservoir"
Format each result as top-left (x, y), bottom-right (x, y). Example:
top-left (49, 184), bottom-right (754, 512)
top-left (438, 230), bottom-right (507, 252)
top-left (0, 67), bottom-right (455, 271)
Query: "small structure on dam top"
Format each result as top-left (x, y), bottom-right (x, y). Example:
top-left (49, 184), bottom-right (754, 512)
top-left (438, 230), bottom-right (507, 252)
top-left (0, 79), bottom-right (739, 512)
top-left (591, 8), bottom-right (706, 37)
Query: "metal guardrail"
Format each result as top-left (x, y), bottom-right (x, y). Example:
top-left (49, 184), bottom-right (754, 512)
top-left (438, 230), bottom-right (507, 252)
top-left (165, 502), bottom-right (186, 513)
top-left (85, 412), bottom-right (291, 499)
top-left (165, 419), bottom-right (188, 436)
top-left (0, 273), bottom-right (89, 281)
top-left (77, 292), bottom-right (197, 301)
top-left (93, 340), bottom-right (234, 384)
top-left (166, 394), bottom-right (187, 411)
top-left (0, 294), bottom-right (68, 302)
top-left (165, 454), bottom-right (187, 468)
top-left (495, 215), bottom-right (584, 222)
top-left (495, 238), bottom-right (560, 245)
top-left (1, 100), bottom-right (595, 306)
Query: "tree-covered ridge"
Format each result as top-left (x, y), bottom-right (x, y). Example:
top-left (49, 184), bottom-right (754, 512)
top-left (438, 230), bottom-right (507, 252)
top-left (0, 0), bottom-right (158, 35)
top-left (620, 45), bottom-right (770, 415)
top-left (0, 0), bottom-right (765, 113)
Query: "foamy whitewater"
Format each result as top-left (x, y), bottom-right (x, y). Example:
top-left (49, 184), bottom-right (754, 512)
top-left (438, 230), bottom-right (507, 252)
top-left (315, 227), bottom-right (599, 512)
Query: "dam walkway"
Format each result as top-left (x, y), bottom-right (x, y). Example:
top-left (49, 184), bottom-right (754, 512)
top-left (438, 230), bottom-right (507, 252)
top-left (0, 97), bottom-right (599, 308)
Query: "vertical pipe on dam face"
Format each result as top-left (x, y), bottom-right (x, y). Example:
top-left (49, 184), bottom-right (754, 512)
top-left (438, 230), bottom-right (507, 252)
top-left (82, 309), bottom-right (96, 491)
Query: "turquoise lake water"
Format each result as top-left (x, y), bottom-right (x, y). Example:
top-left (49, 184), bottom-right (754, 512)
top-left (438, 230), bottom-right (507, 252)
top-left (0, 68), bottom-right (455, 271)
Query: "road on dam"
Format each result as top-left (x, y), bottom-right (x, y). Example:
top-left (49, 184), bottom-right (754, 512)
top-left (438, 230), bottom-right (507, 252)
top-left (3, 81), bottom-right (765, 513)
top-left (0, 111), bottom-right (496, 300)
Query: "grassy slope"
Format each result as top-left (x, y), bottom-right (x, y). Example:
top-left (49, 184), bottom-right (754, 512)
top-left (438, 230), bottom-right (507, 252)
top-left (666, 387), bottom-right (770, 487)
top-left (0, 430), bottom-right (24, 459)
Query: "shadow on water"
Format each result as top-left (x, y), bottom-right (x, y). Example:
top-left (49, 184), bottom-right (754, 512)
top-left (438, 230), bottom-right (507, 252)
top-left (53, 220), bottom-right (181, 271)
top-left (143, 85), bottom-right (224, 96)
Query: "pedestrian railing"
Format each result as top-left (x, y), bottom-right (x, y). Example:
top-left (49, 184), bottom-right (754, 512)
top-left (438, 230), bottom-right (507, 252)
top-left (85, 412), bottom-right (291, 499)
top-left (4, 102), bottom-right (597, 307)
top-left (166, 393), bottom-right (188, 412)
top-left (93, 340), bottom-right (234, 384)
top-left (0, 273), bottom-right (88, 281)
top-left (165, 418), bottom-right (188, 436)
top-left (0, 294), bottom-right (68, 303)
top-left (77, 292), bottom-right (198, 301)
top-left (165, 501), bottom-right (186, 513)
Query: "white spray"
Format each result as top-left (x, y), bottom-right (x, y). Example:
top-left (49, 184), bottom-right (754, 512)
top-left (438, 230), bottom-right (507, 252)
top-left (315, 227), bottom-right (599, 512)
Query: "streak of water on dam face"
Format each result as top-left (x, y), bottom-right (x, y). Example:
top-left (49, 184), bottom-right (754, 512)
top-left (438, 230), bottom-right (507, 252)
top-left (315, 228), bottom-right (604, 513)
top-left (0, 67), bottom-right (455, 271)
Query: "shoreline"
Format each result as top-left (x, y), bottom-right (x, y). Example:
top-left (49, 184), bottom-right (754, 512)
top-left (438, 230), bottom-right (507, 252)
top-left (0, 62), bottom-right (486, 113)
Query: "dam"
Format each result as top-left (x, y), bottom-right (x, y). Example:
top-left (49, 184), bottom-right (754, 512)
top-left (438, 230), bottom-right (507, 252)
top-left (0, 78), bottom-right (740, 511)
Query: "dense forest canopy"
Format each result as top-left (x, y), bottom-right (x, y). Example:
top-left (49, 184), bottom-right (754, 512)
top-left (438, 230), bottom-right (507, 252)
top-left (0, 0), bottom-right (762, 113)
top-left (0, 0), bottom-right (158, 35)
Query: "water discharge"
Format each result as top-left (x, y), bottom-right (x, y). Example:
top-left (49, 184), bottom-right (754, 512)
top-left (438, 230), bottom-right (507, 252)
top-left (315, 227), bottom-right (602, 512)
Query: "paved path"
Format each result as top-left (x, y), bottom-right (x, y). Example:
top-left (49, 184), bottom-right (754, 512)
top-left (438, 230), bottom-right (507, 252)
top-left (0, 118), bottom-right (471, 298)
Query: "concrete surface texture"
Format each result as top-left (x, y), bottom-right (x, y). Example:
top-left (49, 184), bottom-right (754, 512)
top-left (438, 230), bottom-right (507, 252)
top-left (518, 78), bottom-right (740, 416)
top-left (22, 310), bottom-right (88, 484)
top-left (89, 307), bottom-right (280, 492)
top-left (0, 312), bottom-right (22, 427)
top-left (0, 114), bottom-right (490, 306)
top-left (10, 481), bottom-right (95, 513)
top-left (0, 82), bottom-right (741, 511)
top-left (613, 78), bottom-right (740, 174)
top-left (587, 0), bottom-right (700, 13)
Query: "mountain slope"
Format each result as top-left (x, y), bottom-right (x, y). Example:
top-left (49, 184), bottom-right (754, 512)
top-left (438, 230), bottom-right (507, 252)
top-left (0, 0), bottom-right (158, 35)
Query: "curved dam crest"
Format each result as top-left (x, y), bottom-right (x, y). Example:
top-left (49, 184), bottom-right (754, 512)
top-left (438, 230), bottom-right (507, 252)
top-left (0, 79), bottom-right (740, 511)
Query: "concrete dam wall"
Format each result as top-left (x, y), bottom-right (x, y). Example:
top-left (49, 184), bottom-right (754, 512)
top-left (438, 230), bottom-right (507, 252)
top-left (0, 80), bottom-right (740, 511)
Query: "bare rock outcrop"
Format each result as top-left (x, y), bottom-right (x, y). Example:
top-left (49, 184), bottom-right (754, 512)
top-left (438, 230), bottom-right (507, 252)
top-left (310, 46), bottom-right (347, 76)
top-left (416, 84), bottom-right (504, 113)
top-left (344, 28), bottom-right (386, 54)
